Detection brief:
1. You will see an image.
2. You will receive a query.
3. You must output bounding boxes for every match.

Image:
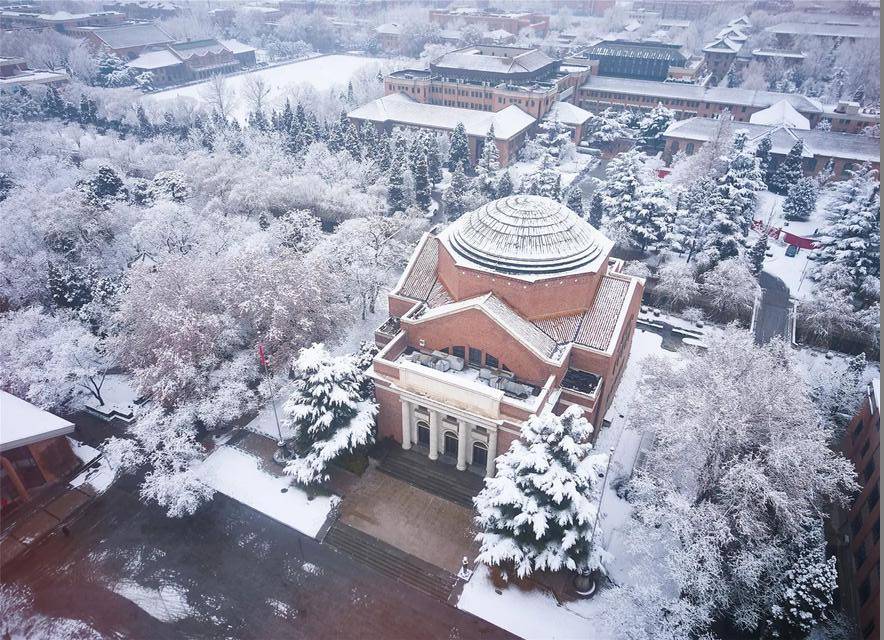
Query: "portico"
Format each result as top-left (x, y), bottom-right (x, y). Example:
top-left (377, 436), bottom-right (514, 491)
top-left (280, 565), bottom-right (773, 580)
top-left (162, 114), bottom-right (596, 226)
top-left (400, 397), bottom-right (497, 477)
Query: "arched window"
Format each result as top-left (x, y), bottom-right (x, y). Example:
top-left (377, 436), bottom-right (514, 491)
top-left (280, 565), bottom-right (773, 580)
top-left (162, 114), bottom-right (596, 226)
top-left (443, 431), bottom-right (459, 458)
top-left (417, 420), bottom-right (430, 447)
top-left (472, 442), bottom-right (488, 468)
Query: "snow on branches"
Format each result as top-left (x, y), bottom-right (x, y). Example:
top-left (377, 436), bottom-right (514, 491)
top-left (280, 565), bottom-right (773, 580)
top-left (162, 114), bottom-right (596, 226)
top-left (282, 343), bottom-right (378, 486)
top-left (474, 406), bottom-right (610, 578)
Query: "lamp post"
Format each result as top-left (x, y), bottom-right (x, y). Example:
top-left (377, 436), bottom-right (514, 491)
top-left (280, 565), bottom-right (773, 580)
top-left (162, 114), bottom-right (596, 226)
top-left (575, 445), bottom-right (616, 598)
top-left (260, 344), bottom-right (289, 465)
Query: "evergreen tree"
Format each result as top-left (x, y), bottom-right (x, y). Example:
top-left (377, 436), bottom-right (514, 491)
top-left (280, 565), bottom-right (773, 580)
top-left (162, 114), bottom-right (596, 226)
top-left (387, 150), bottom-right (408, 214)
top-left (376, 132), bottom-right (392, 171)
top-left (0, 173), bottom-right (15, 202)
top-left (41, 85), bottom-right (65, 118)
top-left (747, 232), bottom-right (768, 276)
top-left (135, 104), bottom-right (153, 139)
top-left (769, 140), bottom-right (804, 194)
top-left (587, 191), bottom-right (604, 228)
top-left (783, 177), bottom-right (818, 221)
top-left (443, 165), bottom-right (471, 219)
top-left (282, 344), bottom-right (377, 486)
top-left (564, 187), bottom-right (584, 215)
top-left (413, 151), bottom-right (432, 212)
top-left (359, 122), bottom-right (378, 160)
top-left (79, 95), bottom-right (97, 125)
top-left (47, 262), bottom-right (97, 309)
top-left (476, 126), bottom-right (501, 198)
top-left (474, 406), bottom-right (609, 578)
top-left (343, 122), bottom-right (362, 159)
top-left (638, 103), bottom-right (675, 149)
top-left (755, 134), bottom-right (773, 186)
top-left (534, 116), bottom-right (572, 160)
top-left (496, 171), bottom-right (514, 197)
top-left (526, 152), bottom-right (561, 199)
top-left (424, 132), bottom-right (443, 185)
top-left (448, 122), bottom-right (471, 173)
top-left (280, 99), bottom-right (294, 132)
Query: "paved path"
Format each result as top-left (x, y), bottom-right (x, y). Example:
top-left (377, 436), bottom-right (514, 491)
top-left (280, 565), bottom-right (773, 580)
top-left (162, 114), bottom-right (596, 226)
top-left (1, 476), bottom-right (514, 640)
top-left (754, 271), bottom-right (792, 344)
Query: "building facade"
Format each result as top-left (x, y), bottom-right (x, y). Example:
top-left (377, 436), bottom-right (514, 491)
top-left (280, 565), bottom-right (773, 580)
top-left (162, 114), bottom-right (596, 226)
top-left (1, 391), bottom-right (80, 516)
top-left (0, 9), bottom-right (124, 31)
top-left (576, 39), bottom-right (688, 82)
top-left (429, 9), bottom-right (550, 38)
top-left (0, 56), bottom-right (68, 88)
top-left (71, 21), bottom-right (175, 59)
top-left (370, 196), bottom-right (644, 477)
top-left (384, 46), bottom-right (592, 120)
top-left (839, 382), bottom-right (880, 640)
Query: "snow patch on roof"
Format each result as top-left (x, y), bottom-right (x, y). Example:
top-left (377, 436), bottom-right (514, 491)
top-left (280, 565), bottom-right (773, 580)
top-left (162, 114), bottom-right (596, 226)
top-left (749, 99), bottom-right (810, 130)
top-left (1, 391), bottom-right (75, 451)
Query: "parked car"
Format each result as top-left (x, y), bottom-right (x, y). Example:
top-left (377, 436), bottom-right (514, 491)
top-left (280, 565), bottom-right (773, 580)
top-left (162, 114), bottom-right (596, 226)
top-left (785, 244), bottom-right (799, 257)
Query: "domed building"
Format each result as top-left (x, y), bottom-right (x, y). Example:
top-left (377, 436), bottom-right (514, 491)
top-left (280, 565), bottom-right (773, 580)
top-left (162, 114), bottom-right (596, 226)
top-left (371, 195), bottom-right (644, 478)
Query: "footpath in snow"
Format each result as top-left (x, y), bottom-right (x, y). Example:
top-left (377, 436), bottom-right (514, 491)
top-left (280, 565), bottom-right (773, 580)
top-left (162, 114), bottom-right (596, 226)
top-left (195, 445), bottom-right (338, 539)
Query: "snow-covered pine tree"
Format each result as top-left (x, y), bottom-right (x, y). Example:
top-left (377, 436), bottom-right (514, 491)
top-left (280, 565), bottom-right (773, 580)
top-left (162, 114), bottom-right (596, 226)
top-left (41, 85), bottom-right (65, 118)
top-left (376, 131), bottom-right (392, 171)
top-left (587, 190), bottom-right (604, 228)
top-left (815, 158), bottom-right (835, 189)
top-left (448, 122), bottom-right (471, 173)
top-left (638, 103), bottom-right (675, 149)
top-left (424, 133), bottom-right (443, 185)
top-left (535, 116), bottom-right (572, 160)
top-left (769, 139), bottom-right (804, 194)
top-left (387, 147), bottom-right (409, 213)
top-left (343, 122), bottom-right (362, 159)
top-left (783, 176), bottom-right (818, 221)
top-left (766, 532), bottom-right (838, 638)
top-left (496, 171), bottom-right (514, 197)
top-left (565, 186), bottom-right (584, 215)
top-left (755, 134), bottom-right (773, 186)
top-left (443, 165), bottom-right (471, 219)
top-left (282, 343), bottom-right (378, 486)
top-left (526, 151), bottom-right (561, 199)
top-left (477, 126), bottom-right (501, 198)
top-left (413, 151), bottom-right (432, 212)
top-left (747, 231), bottom-right (768, 276)
top-left (474, 406), bottom-right (610, 578)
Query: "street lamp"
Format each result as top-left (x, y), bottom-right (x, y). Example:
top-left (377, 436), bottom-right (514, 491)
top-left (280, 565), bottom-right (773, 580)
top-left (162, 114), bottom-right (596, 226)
top-left (574, 445), bottom-right (616, 598)
top-left (259, 344), bottom-right (290, 465)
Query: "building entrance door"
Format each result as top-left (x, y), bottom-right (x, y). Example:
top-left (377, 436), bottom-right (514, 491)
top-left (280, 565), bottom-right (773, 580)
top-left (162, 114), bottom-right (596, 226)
top-left (417, 421), bottom-right (430, 447)
top-left (472, 443), bottom-right (488, 468)
top-left (443, 431), bottom-right (458, 458)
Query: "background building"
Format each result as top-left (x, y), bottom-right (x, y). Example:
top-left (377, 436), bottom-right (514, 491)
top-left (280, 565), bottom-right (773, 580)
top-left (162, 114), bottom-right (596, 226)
top-left (371, 195), bottom-right (644, 477)
top-left (0, 56), bottom-right (68, 88)
top-left (576, 39), bottom-right (688, 82)
top-left (0, 8), bottom-right (124, 31)
top-left (429, 8), bottom-right (550, 38)
top-left (72, 21), bottom-right (174, 59)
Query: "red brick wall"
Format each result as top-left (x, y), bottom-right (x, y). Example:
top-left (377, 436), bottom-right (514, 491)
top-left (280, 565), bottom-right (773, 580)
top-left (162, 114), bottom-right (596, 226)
top-left (374, 383), bottom-right (403, 442)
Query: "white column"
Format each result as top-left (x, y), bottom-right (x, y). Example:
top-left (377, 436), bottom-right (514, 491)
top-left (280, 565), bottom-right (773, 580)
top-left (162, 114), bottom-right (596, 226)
top-left (457, 419), bottom-right (468, 471)
top-left (485, 428), bottom-right (497, 477)
top-left (401, 399), bottom-right (412, 450)
top-left (428, 410), bottom-right (440, 461)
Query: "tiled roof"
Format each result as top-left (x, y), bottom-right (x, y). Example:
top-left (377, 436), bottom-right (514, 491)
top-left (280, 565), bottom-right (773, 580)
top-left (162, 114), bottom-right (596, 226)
top-left (432, 46), bottom-right (555, 75)
top-left (575, 276), bottom-right (630, 351)
top-left (91, 22), bottom-right (173, 49)
top-left (483, 295), bottom-right (560, 359)
top-left (397, 235), bottom-right (439, 301)
top-left (533, 313), bottom-right (583, 343)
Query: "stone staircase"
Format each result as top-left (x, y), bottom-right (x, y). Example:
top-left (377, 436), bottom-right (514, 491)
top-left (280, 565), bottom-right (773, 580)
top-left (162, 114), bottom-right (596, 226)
top-left (378, 448), bottom-right (485, 509)
top-left (324, 523), bottom-right (457, 601)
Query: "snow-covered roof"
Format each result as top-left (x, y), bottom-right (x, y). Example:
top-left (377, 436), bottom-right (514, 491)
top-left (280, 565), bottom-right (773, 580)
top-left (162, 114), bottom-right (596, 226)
top-left (703, 37), bottom-right (742, 54)
top-left (752, 49), bottom-right (806, 60)
top-left (0, 69), bottom-right (68, 86)
top-left (221, 39), bottom-right (256, 54)
top-left (168, 39), bottom-right (228, 59)
top-left (765, 22), bottom-right (878, 39)
top-left (348, 93), bottom-right (535, 140)
top-left (716, 26), bottom-right (749, 41)
top-left (432, 46), bottom-right (556, 75)
top-left (547, 101), bottom-right (592, 126)
top-left (375, 22), bottom-right (401, 35)
top-left (0, 391), bottom-right (75, 452)
top-left (728, 15), bottom-right (752, 29)
top-left (89, 22), bottom-right (173, 50)
top-left (663, 117), bottom-right (880, 162)
top-left (581, 76), bottom-right (823, 114)
top-left (749, 99), bottom-right (810, 130)
top-left (444, 195), bottom-right (610, 276)
top-left (128, 48), bottom-right (181, 69)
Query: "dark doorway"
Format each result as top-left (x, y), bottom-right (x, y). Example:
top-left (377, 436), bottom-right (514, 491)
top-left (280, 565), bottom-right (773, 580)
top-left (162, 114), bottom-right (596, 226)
top-left (443, 431), bottom-right (458, 458)
top-left (472, 443), bottom-right (488, 468)
top-left (417, 421), bottom-right (430, 447)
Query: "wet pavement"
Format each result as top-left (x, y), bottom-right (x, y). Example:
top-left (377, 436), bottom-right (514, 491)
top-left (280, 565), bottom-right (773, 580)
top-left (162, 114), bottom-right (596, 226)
top-left (755, 271), bottom-right (792, 345)
top-left (2, 475), bottom-right (513, 640)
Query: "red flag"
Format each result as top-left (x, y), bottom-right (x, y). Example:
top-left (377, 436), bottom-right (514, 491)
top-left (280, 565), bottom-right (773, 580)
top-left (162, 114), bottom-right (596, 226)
top-left (258, 344), bottom-right (266, 367)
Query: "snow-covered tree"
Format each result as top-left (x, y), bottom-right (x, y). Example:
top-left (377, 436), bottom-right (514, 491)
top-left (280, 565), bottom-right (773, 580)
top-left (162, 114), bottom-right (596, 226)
top-left (523, 151), bottom-right (561, 200)
top-left (584, 107), bottom-right (634, 146)
top-left (700, 257), bottom-right (759, 319)
top-left (625, 329), bottom-right (857, 636)
top-left (769, 140), bottom-right (804, 194)
top-left (655, 260), bottom-right (700, 310)
top-left (412, 150), bottom-right (432, 212)
top-left (387, 147), bottom-right (409, 213)
top-left (443, 165), bottom-right (477, 219)
top-left (587, 190), bottom-right (604, 228)
top-left (755, 134), bottom-right (773, 185)
top-left (476, 126), bottom-right (501, 198)
top-left (496, 171), bottom-right (514, 198)
top-left (783, 176), bottom-right (818, 221)
top-left (564, 186), bottom-right (584, 215)
top-left (282, 343), bottom-right (378, 486)
top-left (448, 122), bottom-right (471, 172)
top-left (747, 231), bottom-right (769, 276)
top-left (0, 306), bottom-right (108, 410)
top-left (474, 406), bottom-right (609, 578)
top-left (638, 103), bottom-right (675, 148)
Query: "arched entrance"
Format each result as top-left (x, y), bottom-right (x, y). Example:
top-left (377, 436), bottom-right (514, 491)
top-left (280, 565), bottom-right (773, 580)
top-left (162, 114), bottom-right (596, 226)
top-left (472, 442), bottom-right (488, 469)
top-left (417, 420), bottom-right (430, 448)
top-left (443, 431), bottom-right (458, 458)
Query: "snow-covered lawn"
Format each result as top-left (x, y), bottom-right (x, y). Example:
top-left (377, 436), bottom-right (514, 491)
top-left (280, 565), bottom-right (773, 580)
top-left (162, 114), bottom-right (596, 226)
top-left (195, 446), bottom-right (338, 538)
top-left (457, 329), bottom-right (682, 640)
top-left (145, 54), bottom-right (387, 122)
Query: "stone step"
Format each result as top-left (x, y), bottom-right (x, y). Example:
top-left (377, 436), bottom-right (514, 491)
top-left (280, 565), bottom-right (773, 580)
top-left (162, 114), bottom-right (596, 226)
top-left (378, 449), bottom-right (484, 509)
top-left (324, 523), bottom-right (457, 601)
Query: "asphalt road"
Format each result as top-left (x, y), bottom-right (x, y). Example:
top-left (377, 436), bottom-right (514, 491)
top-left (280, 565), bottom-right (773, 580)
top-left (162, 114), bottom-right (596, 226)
top-left (754, 271), bottom-right (792, 345)
top-left (2, 475), bottom-right (513, 640)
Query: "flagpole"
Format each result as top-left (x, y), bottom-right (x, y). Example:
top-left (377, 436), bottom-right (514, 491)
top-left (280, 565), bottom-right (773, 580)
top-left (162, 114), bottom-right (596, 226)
top-left (259, 344), bottom-right (286, 460)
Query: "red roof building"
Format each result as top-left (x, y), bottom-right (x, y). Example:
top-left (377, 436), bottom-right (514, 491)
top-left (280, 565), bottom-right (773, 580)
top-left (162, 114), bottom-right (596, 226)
top-left (371, 195), bottom-right (644, 477)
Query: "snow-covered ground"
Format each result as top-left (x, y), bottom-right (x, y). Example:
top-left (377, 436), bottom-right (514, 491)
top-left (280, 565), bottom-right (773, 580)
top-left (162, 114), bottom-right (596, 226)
top-left (145, 54), bottom-right (386, 122)
top-left (195, 446), bottom-right (338, 538)
top-left (68, 437), bottom-right (124, 494)
top-left (112, 580), bottom-right (194, 622)
top-left (457, 329), bottom-right (683, 639)
top-left (85, 373), bottom-right (142, 422)
top-left (760, 232), bottom-right (814, 299)
top-left (507, 151), bottom-right (596, 192)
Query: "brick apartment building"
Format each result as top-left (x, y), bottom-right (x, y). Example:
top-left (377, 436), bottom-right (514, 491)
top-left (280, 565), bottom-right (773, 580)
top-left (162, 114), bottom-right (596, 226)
top-left (838, 381), bottom-right (880, 640)
top-left (429, 8), bottom-right (550, 38)
top-left (577, 76), bottom-right (880, 134)
top-left (370, 195), bottom-right (643, 476)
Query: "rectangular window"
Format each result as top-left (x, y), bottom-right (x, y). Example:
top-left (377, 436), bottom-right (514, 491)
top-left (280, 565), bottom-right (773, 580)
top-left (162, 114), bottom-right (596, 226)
top-left (485, 354), bottom-right (499, 368)
top-left (469, 348), bottom-right (481, 365)
top-left (452, 346), bottom-right (465, 360)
